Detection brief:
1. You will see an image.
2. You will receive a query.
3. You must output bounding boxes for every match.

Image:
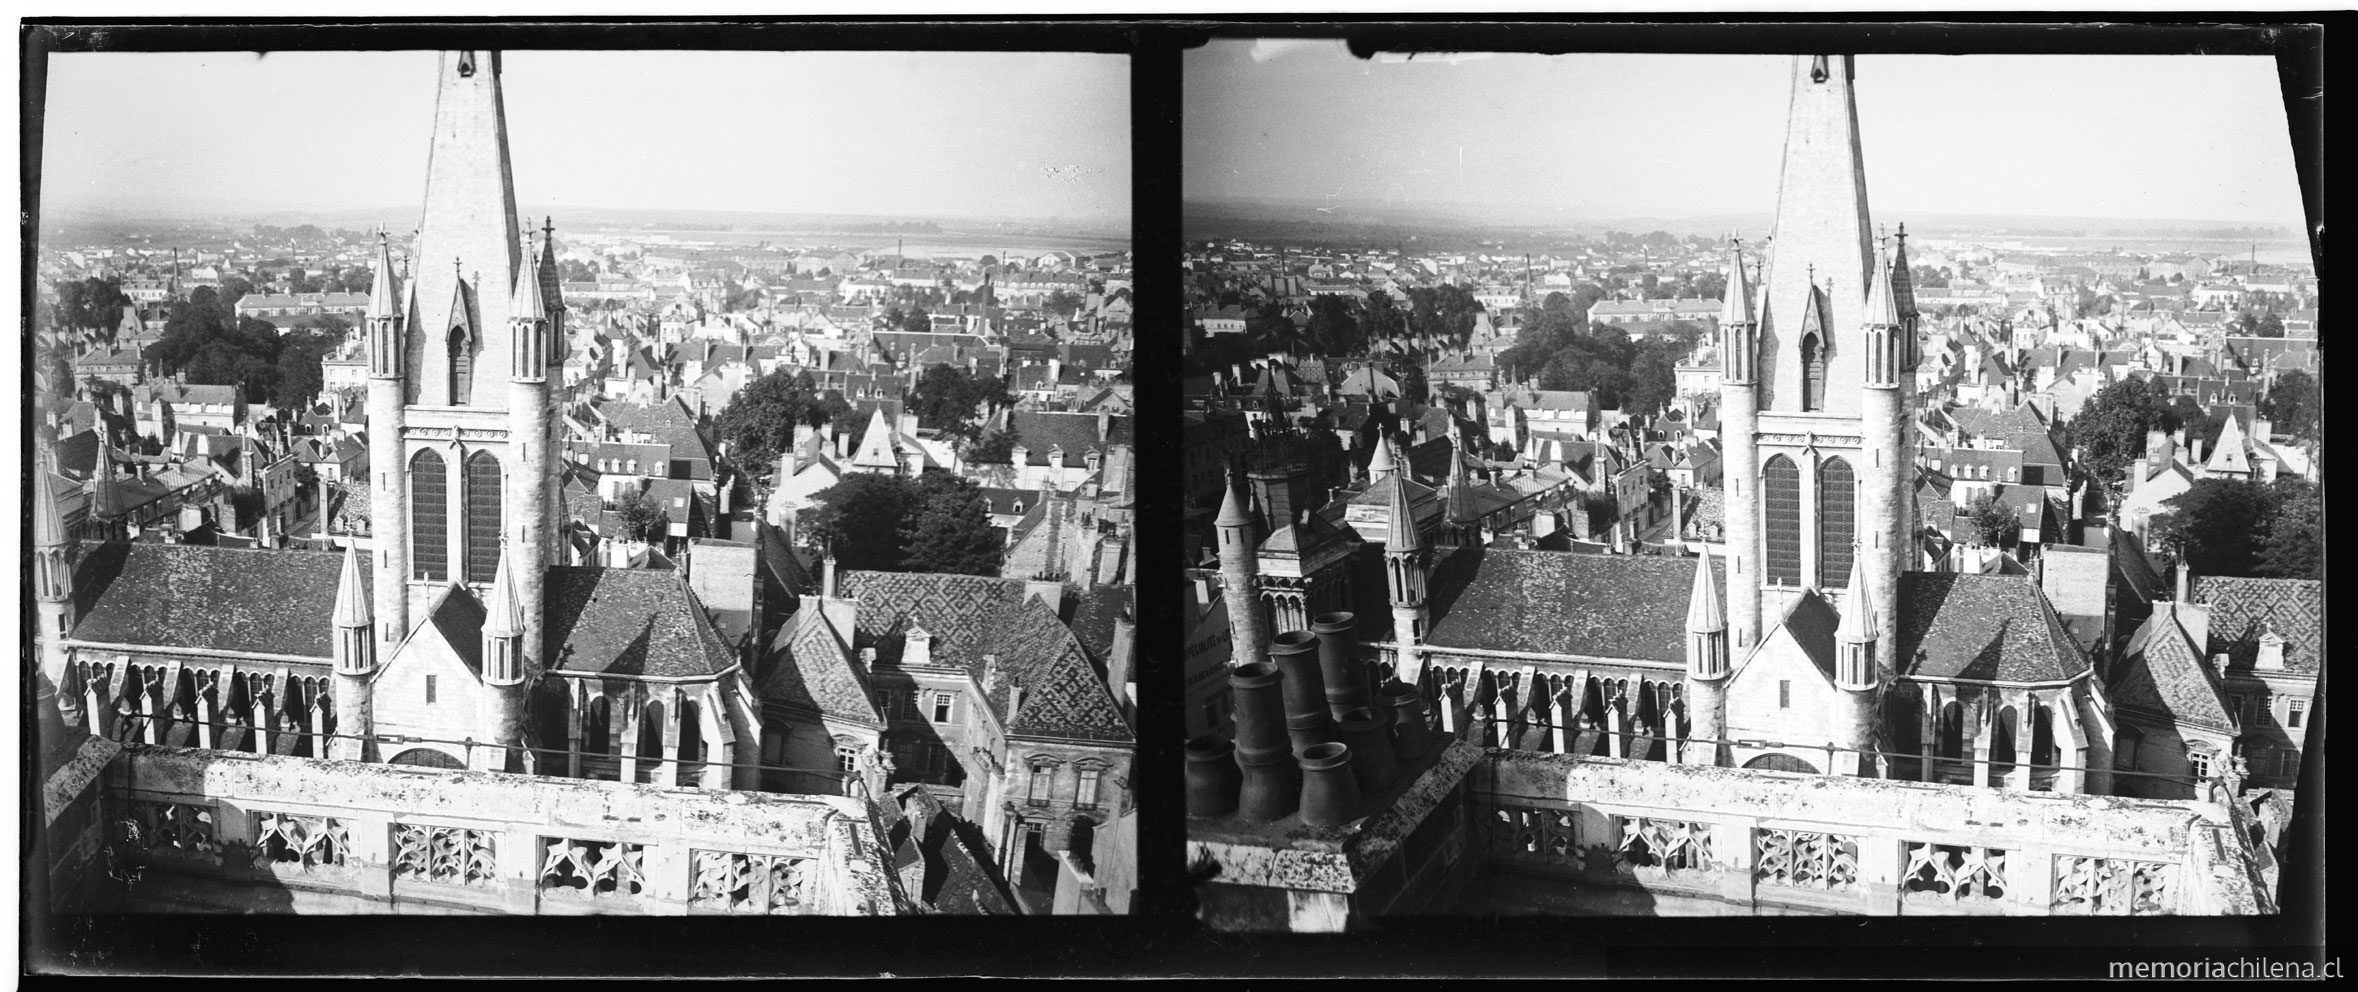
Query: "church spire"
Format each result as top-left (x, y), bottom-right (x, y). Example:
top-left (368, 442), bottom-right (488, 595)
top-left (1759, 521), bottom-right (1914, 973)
top-left (412, 49), bottom-right (524, 413)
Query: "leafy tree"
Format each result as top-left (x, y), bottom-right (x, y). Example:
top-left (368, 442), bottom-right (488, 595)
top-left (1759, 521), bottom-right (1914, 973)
top-left (2150, 478), bottom-right (2272, 578)
top-left (1623, 339), bottom-right (1683, 415)
top-left (2260, 370), bottom-right (2317, 442)
top-left (899, 472), bottom-right (1004, 576)
top-left (336, 267), bottom-right (375, 294)
top-left (909, 364), bottom-right (1011, 439)
top-left (1304, 294), bottom-right (1364, 356)
top-left (53, 276), bottom-right (130, 337)
top-left (2237, 309), bottom-right (2285, 338)
top-left (611, 487), bottom-right (671, 544)
top-left (2064, 376), bottom-right (2180, 497)
top-left (38, 336), bottom-right (76, 399)
top-left (716, 368), bottom-right (830, 472)
top-left (2167, 397), bottom-right (2227, 456)
top-left (808, 473), bottom-right (915, 571)
top-left (273, 326), bottom-right (337, 408)
top-left (970, 428), bottom-right (1020, 465)
top-left (2255, 477), bottom-right (2321, 579)
top-left (1964, 492), bottom-right (2016, 548)
top-left (1048, 289), bottom-right (1089, 315)
top-left (903, 304), bottom-right (934, 335)
top-left (1360, 290), bottom-right (1405, 344)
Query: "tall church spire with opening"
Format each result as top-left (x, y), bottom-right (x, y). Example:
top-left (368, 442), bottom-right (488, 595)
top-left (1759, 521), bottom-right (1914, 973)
top-left (411, 49), bottom-right (524, 411)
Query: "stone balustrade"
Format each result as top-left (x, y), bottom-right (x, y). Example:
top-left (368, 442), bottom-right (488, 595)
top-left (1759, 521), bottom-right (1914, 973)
top-left (79, 742), bottom-right (900, 915)
top-left (1473, 749), bottom-right (2268, 916)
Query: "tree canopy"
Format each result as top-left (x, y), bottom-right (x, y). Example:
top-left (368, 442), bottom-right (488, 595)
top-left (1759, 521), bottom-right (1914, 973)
top-left (909, 364), bottom-right (1011, 440)
top-left (808, 470), bottom-right (1004, 577)
top-left (2260, 370), bottom-right (2317, 443)
top-left (2150, 476), bottom-right (2319, 580)
top-left (716, 368), bottom-right (837, 473)
top-left (2063, 376), bottom-right (2180, 498)
top-left (53, 277), bottom-right (130, 339)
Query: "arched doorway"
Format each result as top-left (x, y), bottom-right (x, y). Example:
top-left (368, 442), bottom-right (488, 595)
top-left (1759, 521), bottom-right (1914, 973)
top-left (1743, 752), bottom-right (1820, 775)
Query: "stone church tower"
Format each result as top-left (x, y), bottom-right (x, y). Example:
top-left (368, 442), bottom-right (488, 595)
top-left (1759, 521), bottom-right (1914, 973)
top-left (1717, 55), bottom-right (1919, 749)
top-left (364, 50), bottom-right (564, 760)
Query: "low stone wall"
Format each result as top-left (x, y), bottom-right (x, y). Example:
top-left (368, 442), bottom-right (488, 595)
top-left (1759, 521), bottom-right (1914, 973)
top-left (1472, 750), bottom-right (2267, 916)
top-left (94, 744), bottom-right (901, 916)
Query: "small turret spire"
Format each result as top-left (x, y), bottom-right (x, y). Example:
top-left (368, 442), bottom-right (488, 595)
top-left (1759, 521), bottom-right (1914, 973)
top-left (1216, 466), bottom-right (1253, 528)
top-left (1685, 545), bottom-right (1724, 633)
top-left (367, 234), bottom-right (401, 321)
top-left (483, 541), bottom-right (524, 640)
top-left (1720, 239), bottom-right (1755, 326)
top-left (1836, 545), bottom-right (1878, 643)
top-left (1865, 235), bottom-right (1901, 327)
top-left (511, 232), bottom-right (548, 319)
top-left (332, 542), bottom-right (372, 628)
top-left (1384, 468), bottom-right (1424, 553)
top-left (1367, 434), bottom-right (1396, 480)
top-left (34, 451), bottom-right (68, 551)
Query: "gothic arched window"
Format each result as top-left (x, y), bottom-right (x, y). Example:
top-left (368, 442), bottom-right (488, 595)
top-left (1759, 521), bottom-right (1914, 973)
top-left (449, 328), bottom-right (473, 406)
top-left (1763, 454), bottom-right (1802, 585)
top-left (411, 449), bottom-right (449, 581)
top-left (463, 451), bottom-right (503, 584)
top-left (1799, 332), bottom-right (1826, 411)
top-left (1819, 457), bottom-right (1855, 583)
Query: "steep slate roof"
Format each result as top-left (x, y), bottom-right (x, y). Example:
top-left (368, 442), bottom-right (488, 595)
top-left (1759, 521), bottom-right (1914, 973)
top-left (2111, 603), bottom-right (2234, 732)
top-left (422, 583), bottom-right (489, 675)
top-left (2193, 576), bottom-right (2322, 675)
top-left (543, 567), bottom-right (738, 678)
top-left (1894, 572), bottom-right (2089, 683)
top-left (70, 543), bottom-right (365, 659)
top-left (1422, 548), bottom-right (1725, 664)
top-left (837, 571), bottom-right (1131, 743)
top-left (759, 607), bottom-right (880, 726)
top-left (1754, 588), bottom-right (1841, 683)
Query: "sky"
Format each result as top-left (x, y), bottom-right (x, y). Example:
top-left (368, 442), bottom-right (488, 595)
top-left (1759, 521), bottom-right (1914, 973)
top-left (38, 49), bottom-right (1131, 227)
top-left (1184, 42), bottom-right (2308, 227)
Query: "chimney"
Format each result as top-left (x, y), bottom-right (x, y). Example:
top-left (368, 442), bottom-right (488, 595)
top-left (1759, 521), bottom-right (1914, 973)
top-left (2175, 562), bottom-right (2192, 605)
top-left (1269, 630), bottom-right (1333, 758)
top-left (1097, 410), bottom-right (1111, 442)
top-left (1228, 660), bottom-right (1297, 822)
top-left (822, 553), bottom-right (838, 599)
top-left (1009, 685), bottom-right (1027, 722)
top-left (1311, 612), bottom-right (1371, 720)
top-left (1025, 577), bottom-right (1065, 618)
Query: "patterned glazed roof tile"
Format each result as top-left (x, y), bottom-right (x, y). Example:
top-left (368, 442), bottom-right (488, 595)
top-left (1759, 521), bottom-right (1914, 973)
top-left (2111, 605), bottom-right (2234, 731)
top-left (2193, 576), bottom-right (2321, 676)
top-left (838, 570), bottom-right (1131, 743)
top-left (1423, 547), bottom-right (1723, 664)
top-left (70, 543), bottom-right (366, 659)
top-left (543, 567), bottom-right (737, 678)
top-left (759, 608), bottom-right (879, 726)
top-left (1895, 572), bottom-right (2089, 684)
